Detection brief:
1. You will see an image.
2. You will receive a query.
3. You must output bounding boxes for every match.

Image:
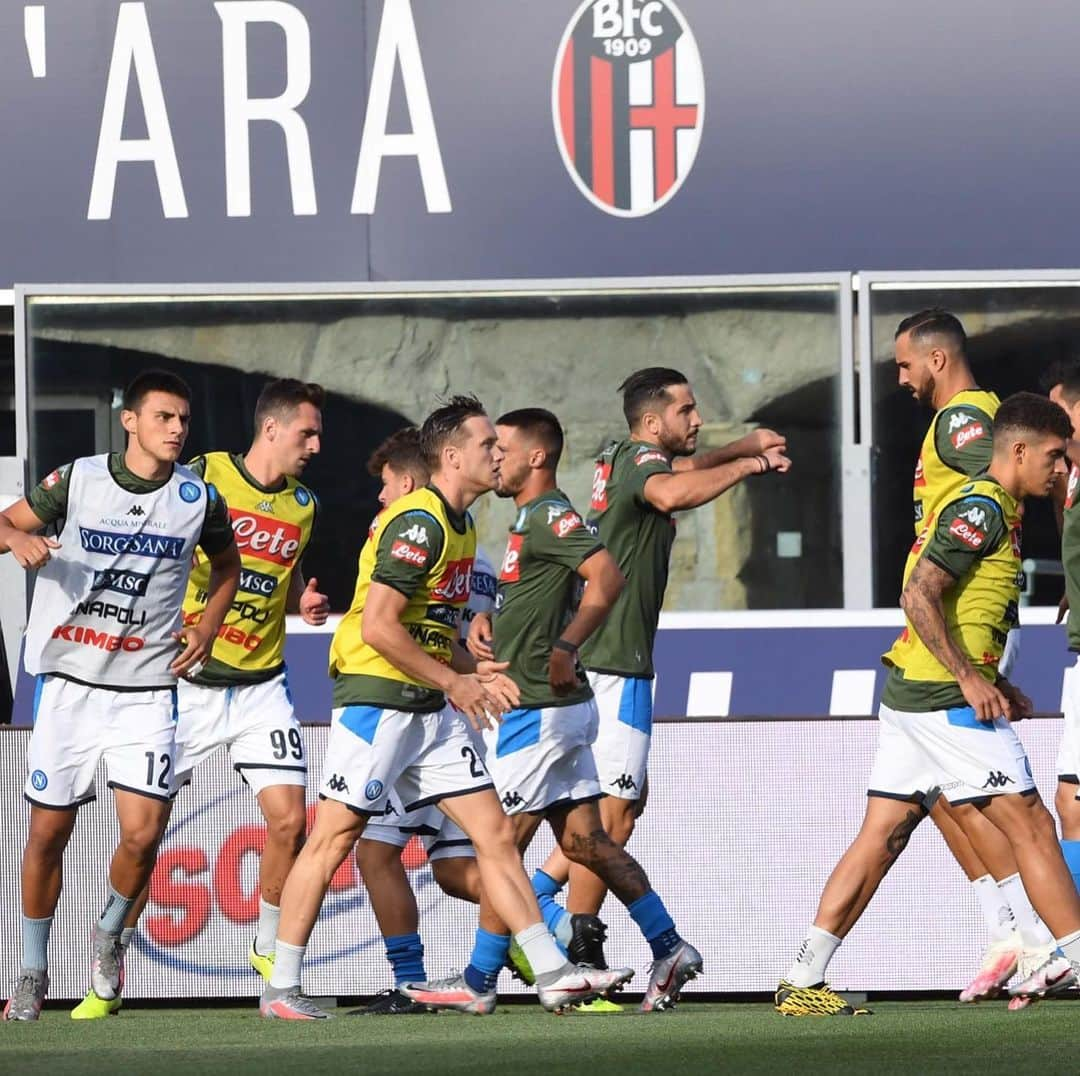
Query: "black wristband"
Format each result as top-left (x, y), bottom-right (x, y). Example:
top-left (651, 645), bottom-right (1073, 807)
top-left (552, 638), bottom-right (578, 654)
top-left (755, 455), bottom-right (770, 474)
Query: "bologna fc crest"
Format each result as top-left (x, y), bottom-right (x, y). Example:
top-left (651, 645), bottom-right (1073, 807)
top-left (553, 0), bottom-right (705, 217)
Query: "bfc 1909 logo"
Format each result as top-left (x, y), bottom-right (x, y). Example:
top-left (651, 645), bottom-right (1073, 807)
top-left (553, 0), bottom-right (705, 217)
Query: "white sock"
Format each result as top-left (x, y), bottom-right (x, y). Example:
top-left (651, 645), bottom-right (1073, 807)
top-left (269, 939), bottom-right (305, 990)
top-left (1056, 928), bottom-right (1080, 972)
top-left (786, 925), bottom-right (841, 988)
top-left (972, 874), bottom-right (1017, 943)
top-left (255, 898), bottom-right (280, 956)
top-left (515, 923), bottom-right (566, 978)
top-left (998, 873), bottom-right (1055, 948)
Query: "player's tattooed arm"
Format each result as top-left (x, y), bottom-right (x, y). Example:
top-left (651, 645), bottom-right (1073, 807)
top-left (900, 558), bottom-right (1013, 722)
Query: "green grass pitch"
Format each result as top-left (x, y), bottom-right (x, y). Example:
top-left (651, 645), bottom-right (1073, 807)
top-left (2, 1000), bottom-right (1079, 1075)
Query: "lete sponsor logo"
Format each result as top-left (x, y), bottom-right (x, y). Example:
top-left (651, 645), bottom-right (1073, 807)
top-left (951, 421), bottom-right (986, 450)
top-left (433, 558), bottom-right (472, 602)
top-left (230, 510), bottom-right (301, 566)
top-left (500, 533), bottom-right (524, 583)
top-left (553, 0), bottom-right (705, 217)
top-left (390, 540), bottom-right (428, 567)
top-left (948, 518), bottom-right (986, 549)
top-left (551, 510), bottom-right (585, 538)
top-left (591, 461), bottom-right (612, 511)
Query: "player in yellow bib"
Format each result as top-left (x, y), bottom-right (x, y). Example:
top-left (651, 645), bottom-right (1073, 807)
top-left (895, 311), bottom-right (1055, 1003)
top-left (779, 392), bottom-right (1080, 1014)
top-left (260, 396), bottom-right (632, 1020)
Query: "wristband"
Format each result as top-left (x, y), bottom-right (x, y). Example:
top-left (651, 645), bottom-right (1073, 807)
top-left (552, 638), bottom-right (578, 654)
top-left (755, 455), bottom-right (770, 474)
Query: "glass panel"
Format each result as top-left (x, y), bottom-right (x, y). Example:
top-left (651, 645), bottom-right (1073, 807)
top-left (25, 285), bottom-right (845, 611)
top-left (869, 283), bottom-right (1080, 606)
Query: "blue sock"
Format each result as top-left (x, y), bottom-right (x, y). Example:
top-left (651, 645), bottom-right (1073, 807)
top-left (21, 915), bottom-right (53, 972)
top-left (1062, 840), bottom-right (1080, 895)
top-left (532, 870), bottom-right (569, 938)
top-left (385, 932), bottom-right (425, 988)
top-left (463, 928), bottom-right (510, 994)
top-left (628, 891), bottom-right (682, 959)
top-left (97, 885), bottom-right (136, 936)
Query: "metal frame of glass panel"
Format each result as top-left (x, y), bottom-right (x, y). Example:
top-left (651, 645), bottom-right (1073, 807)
top-left (857, 269), bottom-right (1080, 604)
top-left (13, 273), bottom-right (856, 603)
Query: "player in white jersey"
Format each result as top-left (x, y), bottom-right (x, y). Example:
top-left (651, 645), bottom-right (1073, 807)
top-left (350, 427), bottom-right (492, 1014)
top-left (1, 371), bottom-right (240, 1021)
top-left (70, 379), bottom-right (329, 1018)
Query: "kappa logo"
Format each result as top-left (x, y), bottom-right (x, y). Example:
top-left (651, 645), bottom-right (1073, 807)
top-left (960, 506), bottom-right (987, 528)
top-left (948, 411), bottom-right (975, 432)
top-left (611, 773), bottom-right (639, 791)
top-left (502, 791), bottom-right (525, 809)
top-left (553, 0), bottom-right (705, 217)
top-left (982, 770), bottom-right (1014, 790)
top-left (256, 500), bottom-right (273, 512)
top-left (127, 504), bottom-right (146, 517)
top-left (327, 774), bottom-right (349, 793)
top-left (399, 523), bottom-right (429, 545)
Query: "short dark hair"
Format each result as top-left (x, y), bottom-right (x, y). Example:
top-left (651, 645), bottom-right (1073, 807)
top-left (495, 408), bottom-right (564, 469)
top-left (122, 369), bottom-right (191, 412)
top-left (1040, 356), bottom-right (1080, 404)
top-left (254, 379), bottom-right (325, 430)
top-left (419, 394), bottom-right (487, 471)
top-left (618, 367), bottom-right (688, 428)
top-left (367, 426), bottom-right (430, 484)
top-left (894, 308), bottom-right (967, 355)
top-left (994, 391), bottom-right (1073, 445)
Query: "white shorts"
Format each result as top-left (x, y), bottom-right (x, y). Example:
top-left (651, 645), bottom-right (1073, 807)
top-left (480, 698), bottom-right (601, 815)
top-left (867, 701), bottom-right (1036, 807)
top-left (320, 703), bottom-right (493, 816)
top-left (174, 673), bottom-right (306, 797)
top-left (362, 794), bottom-right (476, 862)
top-left (588, 671), bottom-right (652, 801)
top-left (1057, 656), bottom-right (1080, 785)
top-left (25, 675), bottom-right (178, 807)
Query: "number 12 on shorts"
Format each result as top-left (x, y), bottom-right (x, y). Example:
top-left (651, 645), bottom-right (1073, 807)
top-left (144, 751), bottom-right (172, 791)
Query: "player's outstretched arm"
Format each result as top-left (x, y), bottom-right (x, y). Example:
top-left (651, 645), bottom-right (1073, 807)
top-left (671, 427), bottom-right (786, 472)
top-left (547, 549), bottom-right (625, 696)
top-left (172, 541), bottom-right (241, 677)
top-left (0, 499), bottom-right (59, 569)
top-left (644, 445), bottom-right (790, 514)
top-left (900, 557), bottom-right (1012, 723)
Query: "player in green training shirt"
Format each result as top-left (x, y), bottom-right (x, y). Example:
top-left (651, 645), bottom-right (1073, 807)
top-left (528, 368), bottom-right (790, 982)
top-left (410, 408), bottom-right (701, 1013)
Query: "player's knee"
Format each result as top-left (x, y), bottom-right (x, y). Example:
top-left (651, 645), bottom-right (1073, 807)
top-left (118, 820), bottom-right (165, 862)
top-left (469, 813), bottom-right (517, 860)
top-left (266, 804), bottom-right (306, 853)
top-left (604, 804), bottom-right (637, 847)
top-left (24, 824), bottom-right (70, 863)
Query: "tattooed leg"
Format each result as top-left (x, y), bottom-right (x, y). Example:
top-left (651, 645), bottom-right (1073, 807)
top-left (550, 804), bottom-right (651, 905)
top-left (811, 797), bottom-right (928, 939)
